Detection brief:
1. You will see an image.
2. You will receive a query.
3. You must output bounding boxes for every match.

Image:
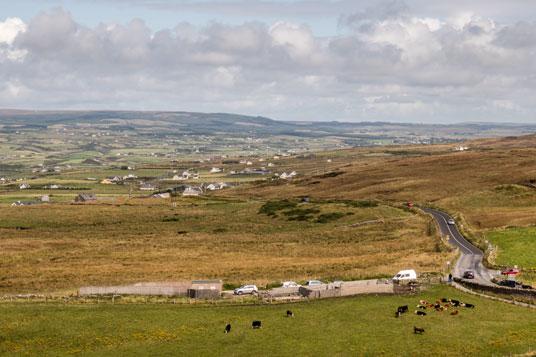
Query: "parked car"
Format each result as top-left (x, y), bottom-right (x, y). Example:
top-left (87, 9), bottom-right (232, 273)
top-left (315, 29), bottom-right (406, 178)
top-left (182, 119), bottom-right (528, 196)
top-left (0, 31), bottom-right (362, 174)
top-left (280, 281), bottom-right (301, 288)
top-left (522, 284), bottom-right (533, 290)
top-left (234, 285), bottom-right (258, 295)
top-left (463, 271), bottom-right (475, 279)
top-left (498, 280), bottom-right (522, 288)
top-left (392, 269), bottom-right (417, 284)
top-left (406, 202), bottom-right (414, 207)
top-left (305, 280), bottom-right (323, 286)
top-left (447, 219), bottom-right (455, 225)
top-left (501, 268), bottom-right (520, 275)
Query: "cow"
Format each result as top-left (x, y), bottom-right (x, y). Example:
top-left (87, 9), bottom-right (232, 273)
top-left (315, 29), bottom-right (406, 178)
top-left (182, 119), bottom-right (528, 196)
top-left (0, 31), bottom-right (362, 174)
top-left (415, 310), bottom-right (427, 316)
top-left (251, 321), bottom-right (262, 329)
top-left (450, 310), bottom-right (459, 315)
top-left (417, 305), bottom-right (427, 310)
top-left (441, 298), bottom-right (448, 303)
top-left (224, 324), bottom-right (231, 333)
top-left (286, 310), bottom-right (294, 317)
top-left (419, 300), bottom-right (428, 305)
top-left (450, 299), bottom-right (460, 307)
top-left (426, 303), bottom-right (435, 308)
top-left (398, 305), bottom-right (409, 314)
top-left (414, 326), bottom-right (425, 334)
top-left (463, 303), bottom-right (475, 309)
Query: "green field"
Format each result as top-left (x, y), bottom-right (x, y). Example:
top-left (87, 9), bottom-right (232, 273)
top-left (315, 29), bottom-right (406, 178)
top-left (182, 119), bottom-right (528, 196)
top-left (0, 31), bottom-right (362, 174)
top-left (1, 285), bottom-right (535, 356)
top-left (487, 227), bottom-right (536, 269)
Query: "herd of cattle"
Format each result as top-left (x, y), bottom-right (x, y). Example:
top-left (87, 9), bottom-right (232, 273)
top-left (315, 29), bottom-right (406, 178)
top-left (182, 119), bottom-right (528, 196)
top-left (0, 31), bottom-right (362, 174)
top-left (223, 298), bottom-right (475, 334)
top-left (223, 310), bottom-right (294, 333)
top-left (397, 298), bottom-right (475, 334)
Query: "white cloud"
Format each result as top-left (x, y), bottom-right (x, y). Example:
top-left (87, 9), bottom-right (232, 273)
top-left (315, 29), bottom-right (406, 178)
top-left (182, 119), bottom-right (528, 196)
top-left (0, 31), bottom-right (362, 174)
top-left (1, 6), bottom-right (536, 123)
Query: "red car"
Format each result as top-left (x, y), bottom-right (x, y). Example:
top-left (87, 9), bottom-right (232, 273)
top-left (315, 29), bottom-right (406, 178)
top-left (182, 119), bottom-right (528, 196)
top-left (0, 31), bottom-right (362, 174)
top-left (406, 203), bottom-right (414, 207)
top-left (501, 268), bottom-right (520, 275)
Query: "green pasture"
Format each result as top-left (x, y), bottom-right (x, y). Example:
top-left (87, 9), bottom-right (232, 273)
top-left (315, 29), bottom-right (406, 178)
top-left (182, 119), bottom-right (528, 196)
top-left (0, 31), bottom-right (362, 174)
top-left (1, 285), bottom-right (535, 356)
top-left (487, 227), bottom-right (536, 269)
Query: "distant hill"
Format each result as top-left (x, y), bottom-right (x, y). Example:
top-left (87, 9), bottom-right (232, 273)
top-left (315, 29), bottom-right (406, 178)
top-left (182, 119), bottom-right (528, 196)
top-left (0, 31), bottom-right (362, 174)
top-left (1, 109), bottom-right (535, 140)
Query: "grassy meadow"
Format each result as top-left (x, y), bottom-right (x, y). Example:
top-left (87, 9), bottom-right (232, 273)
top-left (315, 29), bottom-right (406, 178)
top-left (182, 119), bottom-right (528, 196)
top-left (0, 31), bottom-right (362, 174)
top-left (486, 227), bottom-right (536, 268)
top-left (0, 197), bottom-right (449, 294)
top-left (1, 284), bottom-right (535, 356)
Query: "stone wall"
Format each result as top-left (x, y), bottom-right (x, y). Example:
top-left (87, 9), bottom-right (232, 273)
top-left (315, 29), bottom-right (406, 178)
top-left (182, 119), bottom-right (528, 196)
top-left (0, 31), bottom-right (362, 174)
top-left (298, 279), bottom-right (396, 298)
top-left (453, 278), bottom-right (536, 300)
top-left (79, 285), bottom-right (189, 296)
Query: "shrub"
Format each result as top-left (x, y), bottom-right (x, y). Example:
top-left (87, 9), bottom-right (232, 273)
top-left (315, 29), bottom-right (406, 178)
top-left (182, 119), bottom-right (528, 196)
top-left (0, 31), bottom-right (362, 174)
top-left (315, 212), bottom-right (346, 223)
top-left (258, 200), bottom-right (297, 215)
top-left (346, 201), bottom-right (378, 208)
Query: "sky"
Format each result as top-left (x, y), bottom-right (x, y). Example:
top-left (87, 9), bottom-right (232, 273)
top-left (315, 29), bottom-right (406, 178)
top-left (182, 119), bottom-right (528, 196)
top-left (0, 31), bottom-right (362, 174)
top-left (1, 0), bottom-right (536, 123)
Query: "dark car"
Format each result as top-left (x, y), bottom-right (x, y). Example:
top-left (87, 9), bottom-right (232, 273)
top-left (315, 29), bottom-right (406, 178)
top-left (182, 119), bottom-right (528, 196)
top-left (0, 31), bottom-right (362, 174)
top-left (462, 271), bottom-right (475, 279)
top-left (499, 280), bottom-right (522, 288)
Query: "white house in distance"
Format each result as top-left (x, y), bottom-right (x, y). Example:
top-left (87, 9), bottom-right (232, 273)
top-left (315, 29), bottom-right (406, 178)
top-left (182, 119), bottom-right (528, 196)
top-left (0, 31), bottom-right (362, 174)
top-left (19, 183), bottom-right (30, 189)
top-left (182, 186), bottom-right (203, 196)
top-left (210, 167), bottom-right (223, 173)
top-left (140, 183), bottom-right (156, 191)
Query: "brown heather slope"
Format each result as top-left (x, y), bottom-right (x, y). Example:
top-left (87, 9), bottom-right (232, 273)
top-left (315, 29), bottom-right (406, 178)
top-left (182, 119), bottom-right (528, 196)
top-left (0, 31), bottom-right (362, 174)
top-left (230, 134), bottom-right (536, 203)
top-left (228, 133), bottom-right (536, 234)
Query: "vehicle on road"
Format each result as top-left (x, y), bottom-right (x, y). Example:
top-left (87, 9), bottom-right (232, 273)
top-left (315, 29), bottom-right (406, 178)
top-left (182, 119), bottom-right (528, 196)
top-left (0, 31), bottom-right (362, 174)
top-left (498, 280), bottom-right (522, 288)
top-left (406, 202), bottom-right (414, 207)
top-left (305, 280), bottom-right (323, 286)
top-left (447, 219), bottom-right (455, 225)
top-left (463, 271), bottom-right (475, 279)
top-left (392, 269), bottom-right (417, 284)
top-left (522, 284), bottom-right (533, 290)
top-left (280, 281), bottom-right (301, 287)
top-left (234, 285), bottom-right (258, 295)
top-left (501, 268), bottom-right (520, 275)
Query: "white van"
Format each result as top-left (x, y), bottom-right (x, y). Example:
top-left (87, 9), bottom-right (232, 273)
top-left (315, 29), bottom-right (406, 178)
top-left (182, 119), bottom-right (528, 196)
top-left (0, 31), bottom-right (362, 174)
top-left (392, 269), bottom-right (417, 284)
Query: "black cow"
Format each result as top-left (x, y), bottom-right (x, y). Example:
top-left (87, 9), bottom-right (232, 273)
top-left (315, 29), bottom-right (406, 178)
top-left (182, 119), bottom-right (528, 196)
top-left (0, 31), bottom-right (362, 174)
top-left (224, 324), bottom-right (231, 333)
top-left (251, 321), bottom-right (262, 329)
top-left (450, 299), bottom-right (460, 307)
top-left (414, 326), bottom-right (425, 334)
top-left (415, 310), bottom-right (427, 316)
top-left (441, 298), bottom-right (448, 302)
top-left (463, 303), bottom-right (475, 309)
top-left (286, 310), bottom-right (294, 317)
top-left (417, 305), bottom-right (427, 310)
top-left (398, 305), bottom-right (409, 313)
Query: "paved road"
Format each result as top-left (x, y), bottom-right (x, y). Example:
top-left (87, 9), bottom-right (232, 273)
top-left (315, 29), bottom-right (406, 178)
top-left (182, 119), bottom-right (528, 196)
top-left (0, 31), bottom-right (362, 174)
top-left (421, 207), bottom-right (497, 285)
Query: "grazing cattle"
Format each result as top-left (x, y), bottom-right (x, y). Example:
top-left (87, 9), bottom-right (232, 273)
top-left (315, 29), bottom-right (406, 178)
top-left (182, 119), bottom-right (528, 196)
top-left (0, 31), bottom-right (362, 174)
top-left (436, 299), bottom-right (442, 304)
top-left (436, 306), bottom-right (447, 311)
top-left (419, 300), bottom-right (428, 305)
top-left (445, 302), bottom-right (453, 307)
top-left (224, 324), bottom-right (231, 334)
top-left (450, 310), bottom-right (459, 315)
top-left (463, 303), bottom-right (475, 309)
top-left (414, 326), bottom-right (425, 334)
top-left (426, 303), bottom-right (435, 308)
top-left (286, 310), bottom-right (294, 317)
top-left (441, 298), bottom-right (448, 303)
top-left (450, 299), bottom-right (460, 307)
top-left (434, 303), bottom-right (440, 309)
top-left (398, 305), bottom-right (409, 314)
top-left (417, 305), bottom-right (427, 310)
top-left (251, 321), bottom-right (262, 329)
top-left (415, 310), bottom-right (427, 316)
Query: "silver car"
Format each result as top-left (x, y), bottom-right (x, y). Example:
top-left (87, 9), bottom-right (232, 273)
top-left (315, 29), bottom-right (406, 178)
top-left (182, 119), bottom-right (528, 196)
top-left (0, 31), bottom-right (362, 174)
top-left (234, 285), bottom-right (258, 295)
